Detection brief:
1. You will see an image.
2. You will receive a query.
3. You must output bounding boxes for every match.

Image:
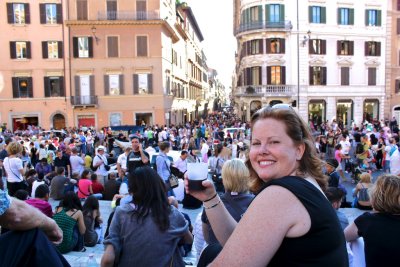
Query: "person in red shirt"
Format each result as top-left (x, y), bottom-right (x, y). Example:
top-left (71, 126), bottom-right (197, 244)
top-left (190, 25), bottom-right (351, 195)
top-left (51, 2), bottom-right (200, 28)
top-left (91, 173), bottom-right (104, 197)
top-left (25, 184), bottom-right (53, 218)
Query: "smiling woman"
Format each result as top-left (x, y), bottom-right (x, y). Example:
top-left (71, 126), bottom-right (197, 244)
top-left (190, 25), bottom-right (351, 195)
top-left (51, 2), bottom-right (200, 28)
top-left (187, 105), bottom-right (349, 267)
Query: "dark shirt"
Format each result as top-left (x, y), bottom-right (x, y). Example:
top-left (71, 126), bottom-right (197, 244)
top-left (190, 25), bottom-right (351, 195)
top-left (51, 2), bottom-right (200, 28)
top-left (50, 175), bottom-right (70, 200)
top-left (54, 155), bottom-right (70, 169)
top-left (328, 171), bottom-right (340, 188)
top-left (126, 150), bottom-right (149, 174)
top-left (355, 212), bottom-right (400, 267)
top-left (353, 132), bottom-right (361, 143)
top-left (103, 179), bottom-right (121, 201)
top-left (91, 181), bottom-right (104, 194)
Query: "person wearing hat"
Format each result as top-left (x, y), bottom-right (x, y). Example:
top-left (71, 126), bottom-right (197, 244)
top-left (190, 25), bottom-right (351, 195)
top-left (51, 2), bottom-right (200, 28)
top-left (92, 146), bottom-right (109, 186)
top-left (325, 159), bottom-right (340, 188)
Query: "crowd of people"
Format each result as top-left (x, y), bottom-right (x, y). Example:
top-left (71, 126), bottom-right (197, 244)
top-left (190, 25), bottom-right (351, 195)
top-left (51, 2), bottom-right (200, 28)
top-left (0, 108), bottom-right (399, 266)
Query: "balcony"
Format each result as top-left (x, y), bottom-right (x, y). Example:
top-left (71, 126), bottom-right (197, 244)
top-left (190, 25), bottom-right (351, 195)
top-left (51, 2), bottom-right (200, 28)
top-left (97, 11), bottom-right (160, 21)
top-left (235, 85), bottom-right (295, 97)
top-left (71, 96), bottom-right (98, 107)
top-left (235, 20), bottom-right (292, 35)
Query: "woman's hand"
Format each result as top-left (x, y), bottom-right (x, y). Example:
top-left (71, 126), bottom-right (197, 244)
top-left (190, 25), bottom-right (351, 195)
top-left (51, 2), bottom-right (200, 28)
top-left (184, 173), bottom-right (216, 202)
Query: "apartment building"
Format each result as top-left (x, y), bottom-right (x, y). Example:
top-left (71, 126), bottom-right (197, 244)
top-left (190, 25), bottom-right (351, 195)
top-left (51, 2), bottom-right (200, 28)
top-left (0, 0), bottom-right (210, 130)
top-left (233, 0), bottom-right (387, 127)
top-left (0, 0), bottom-right (70, 130)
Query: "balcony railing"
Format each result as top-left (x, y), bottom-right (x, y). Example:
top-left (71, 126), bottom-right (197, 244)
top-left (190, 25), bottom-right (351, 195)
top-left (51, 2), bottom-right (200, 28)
top-left (235, 85), bottom-right (295, 96)
top-left (97, 11), bottom-right (160, 21)
top-left (235, 20), bottom-right (292, 35)
top-left (71, 96), bottom-right (98, 106)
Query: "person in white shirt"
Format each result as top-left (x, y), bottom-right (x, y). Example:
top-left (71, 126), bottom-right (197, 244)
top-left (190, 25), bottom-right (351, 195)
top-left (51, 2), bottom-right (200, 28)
top-left (200, 139), bottom-right (209, 160)
top-left (232, 140), bottom-right (238, 159)
top-left (93, 146), bottom-right (109, 186)
top-left (174, 151), bottom-right (188, 174)
top-left (69, 147), bottom-right (85, 176)
top-left (117, 147), bottom-right (131, 178)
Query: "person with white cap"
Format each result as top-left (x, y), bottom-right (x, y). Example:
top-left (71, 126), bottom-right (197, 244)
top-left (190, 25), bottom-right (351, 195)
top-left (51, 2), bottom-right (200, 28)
top-left (93, 146), bottom-right (109, 186)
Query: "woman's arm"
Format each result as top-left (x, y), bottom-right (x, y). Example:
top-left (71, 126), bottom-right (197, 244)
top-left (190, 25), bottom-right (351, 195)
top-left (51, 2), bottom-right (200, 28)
top-left (209, 185), bottom-right (311, 266)
top-left (353, 184), bottom-right (360, 197)
top-left (89, 184), bottom-right (94, 195)
top-left (344, 222), bottom-right (359, 242)
top-left (182, 229), bottom-right (193, 245)
top-left (101, 244), bottom-right (115, 267)
top-left (76, 210), bottom-right (86, 235)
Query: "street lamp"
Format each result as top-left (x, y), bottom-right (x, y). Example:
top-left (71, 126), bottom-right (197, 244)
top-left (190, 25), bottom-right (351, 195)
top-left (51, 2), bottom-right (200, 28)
top-left (91, 26), bottom-right (100, 44)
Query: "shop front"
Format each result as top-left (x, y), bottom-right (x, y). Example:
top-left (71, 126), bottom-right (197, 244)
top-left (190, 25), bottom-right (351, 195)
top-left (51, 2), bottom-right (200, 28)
top-left (308, 100), bottom-right (326, 130)
top-left (363, 99), bottom-right (379, 122)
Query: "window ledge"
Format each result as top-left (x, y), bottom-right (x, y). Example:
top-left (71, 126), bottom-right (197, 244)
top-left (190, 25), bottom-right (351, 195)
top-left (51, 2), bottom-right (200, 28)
top-left (12, 59), bottom-right (30, 62)
top-left (11, 23), bottom-right (28, 27)
top-left (42, 24), bottom-right (61, 27)
top-left (44, 58), bottom-right (63, 61)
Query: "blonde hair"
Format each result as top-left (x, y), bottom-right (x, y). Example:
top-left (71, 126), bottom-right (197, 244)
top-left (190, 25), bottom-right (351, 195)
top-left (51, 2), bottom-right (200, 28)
top-left (370, 175), bottom-right (400, 214)
top-left (360, 172), bottom-right (372, 183)
top-left (6, 141), bottom-right (23, 155)
top-left (222, 159), bottom-right (250, 193)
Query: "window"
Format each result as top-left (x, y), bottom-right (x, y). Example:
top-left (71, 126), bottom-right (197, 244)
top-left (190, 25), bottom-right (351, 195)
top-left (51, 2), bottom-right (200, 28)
top-left (337, 41), bottom-right (354, 56)
top-left (40, 4), bottom-right (62, 24)
top-left (73, 37), bottom-right (93, 58)
top-left (10, 41), bottom-right (31, 59)
top-left (267, 66), bottom-right (286, 85)
top-left (398, 18), bottom-right (400, 35)
top-left (398, 0), bottom-right (400, 11)
top-left (7, 3), bottom-right (30, 24)
top-left (241, 6), bottom-right (262, 27)
top-left (365, 42), bottom-right (381, 57)
top-left (76, 0), bottom-right (88, 20)
top-left (110, 113), bottom-right (122, 126)
top-left (309, 39), bottom-right (326, 55)
top-left (309, 6), bottom-right (326, 24)
top-left (266, 38), bottom-right (285, 54)
top-left (42, 41), bottom-right (63, 59)
top-left (136, 36), bottom-right (148, 57)
top-left (309, 66), bottom-right (327, 85)
top-left (395, 79), bottom-right (400, 94)
top-left (267, 4), bottom-right (284, 23)
top-left (243, 67), bottom-right (262, 86)
top-left (12, 77), bottom-right (33, 98)
top-left (44, 77), bottom-right (64, 97)
top-left (249, 39), bottom-right (263, 55)
top-left (104, 74), bottom-right (124, 95)
top-left (368, 68), bottom-right (376, 86)
top-left (107, 36), bottom-right (119, 57)
top-left (107, 0), bottom-right (117, 20)
top-left (365, 10), bottom-right (381, 26)
top-left (136, 0), bottom-right (147, 20)
top-left (249, 6), bottom-right (261, 22)
top-left (338, 8), bottom-right (354, 25)
top-left (133, 74), bottom-right (153, 94)
top-left (341, 67), bottom-right (350, 86)
top-left (74, 75), bottom-right (95, 105)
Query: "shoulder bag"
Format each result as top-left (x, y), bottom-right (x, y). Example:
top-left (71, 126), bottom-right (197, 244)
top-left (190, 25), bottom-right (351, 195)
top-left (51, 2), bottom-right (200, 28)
top-left (164, 160), bottom-right (179, 189)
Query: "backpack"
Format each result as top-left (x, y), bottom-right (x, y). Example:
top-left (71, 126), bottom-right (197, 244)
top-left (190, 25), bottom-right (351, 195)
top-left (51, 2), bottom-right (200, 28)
top-left (90, 156), bottom-right (98, 171)
top-left (356, 143), bottom-right (364, 155)
top-left (358, 185), bottom-right (370, 202)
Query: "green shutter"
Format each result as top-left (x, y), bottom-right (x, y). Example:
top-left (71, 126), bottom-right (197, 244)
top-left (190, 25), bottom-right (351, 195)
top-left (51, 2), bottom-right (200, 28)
top-left (337, 8), bottom-right (341, 25)
top-left (266, 4), bottom-right (270, 22)
top-left (246, 8), bottom-right (251, 24)
top-left (258, 5), bottom-right (262, 22)
top-left (321, 7), bottom-right (326, 24)
top-left (309, 6), bottom-right (313, 23)
top-left (279, 4), bottom-right (285, 21)
top-left (349, 8), bottom-right (354, 25)
top-left (365, 10), bottom-right (369, 26)
top-left (377, 10), bottom-right (382, 26)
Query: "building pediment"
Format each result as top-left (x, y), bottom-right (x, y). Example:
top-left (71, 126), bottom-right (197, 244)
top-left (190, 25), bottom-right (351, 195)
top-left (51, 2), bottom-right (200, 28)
top-left (364, 58), bottom-right (381, 67)
top-left (337, 57), bottom-right (354, 67)
top-left (309, 57), bottom-right (326, 66)
top-left (266, 55), bottom-right (285, 65)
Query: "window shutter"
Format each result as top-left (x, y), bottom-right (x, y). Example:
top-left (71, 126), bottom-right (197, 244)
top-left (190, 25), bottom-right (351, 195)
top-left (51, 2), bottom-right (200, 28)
top-left (398, 19), bottom-right (400, 35)
top-left (259, 39), bottom-right (263, 54)
top-left (396, 80), bottom-right (400, 94)
top-left (265, 5), bottom-right (270, 22)
top-left (26, 42), bottom-right (32, 59)
top-left (322, 67), bottom-right (327, 85)
top-left (59, 77), bottom-right (65, 96)
top-left (73, 37), bottom-right (78, 58)
top-left (42, 41), bottom-right (48, 58)
top-left (88, 37), bottom-right (93, 58)
top-left (75, 76), bottom-right (80, 96)
top-left (10, 42), bottom-right (16, 59)
top-left (321, 7), bottom-right (326, 23)
top-left (341, 67), bottom-right (349, 86)
top-left (7, 3), bottom-right (14, 23)
top-left (377, 10), bottom-right (381, 27)
top-left (281, 66), bottom-right (286, 85)
top-left (309, 6), bottom-right (313, 23)
top-left (279, 4), bottom-right (285, 21)
top-left (365, 10), bottom-right (369, 26)
top-left (148, 74), bottom-right (153, 94)
top-left (267, 66), bottom-right (271, 85)
top-left (349, 8), bottom-right (354, 25)
top-left (104, 75), bottom-right (109, 95)
top-left (337, 41), bottom-right (341, 55)
top-left (337, 9), bottom-right (341, 25)
top-left (89, 75), bottom-right (95, 96)
top-left (40, 4), bottom-right (46, 24)
top-left (309, 67), bottom-right (314, 85)
top-left (349, 41), bottom-right (354, 55)
top-left (58, 41), bottom-right (63, 58)
top-left (25, 4), bottom-right (30, 24)
top-left (246, 41), bottom-right (251, 55)
top-left (119, 75), bottom-right (124, 95)
top-left (280, 39), bottom-right (285, 53)
top-left (133, 74), bottom-right (139, 94)
top-left (309, 40), bottom-right (314, 54)
top-left (258, 67), bottom-right (262, 85)
top-left (376, 42), bottom-right (381, 56)
top-left (266, 39), bottom-right (271, 53)
top-left (12, 77), bottom-right (19, 98)
top-left (27, 77), bottom-right (33, 97)
top-left (56, 4), bottom-right (63, 24)
top-left (44, 77), bottom-right (50, 97)
top-left (246, 8), bottom-right (250, 24)
top-left (368, 68), bottom-right (376, 86)
top-left (246, 68), bottom-right (251, 85)
top-left (398, 0), bottom-right (400, 11)
top-left (321, 40), bottom-right (327, 54)
top-left (258, 6), bottom-right (262, 22)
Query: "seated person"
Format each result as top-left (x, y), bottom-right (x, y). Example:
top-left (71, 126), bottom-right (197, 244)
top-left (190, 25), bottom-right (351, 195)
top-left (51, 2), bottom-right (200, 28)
top-left (50, 167), bottom-right (77, 200)
top-left (91, 173), bottom-right (104, 197)
top-left (325, 187), bottom-right (349, 230)
top-left (26, 184), bottom-right (53, 218)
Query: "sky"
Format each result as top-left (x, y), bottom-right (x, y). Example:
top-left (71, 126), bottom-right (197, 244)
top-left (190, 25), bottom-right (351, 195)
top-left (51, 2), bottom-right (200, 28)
top-left (185, 0), bottom-right (236, 89)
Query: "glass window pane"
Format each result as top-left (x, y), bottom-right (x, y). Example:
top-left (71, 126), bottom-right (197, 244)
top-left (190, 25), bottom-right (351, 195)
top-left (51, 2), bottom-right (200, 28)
top-left (46, 4), bottom-right (57, 24)
top-left (13, 4), bottom-right (25, 24)
top-left (49, 77), bottom-right (61, 96)
top-left (78, 37), bottom-right (88, 58)
top-left (48, 41), bottom-right (58, 58)
top-left (138, 74), bottom-right (148, 93)
top-left (109, 74), bottom-right (120, 95)
top-left (16, 42), bottom-right (27, 59)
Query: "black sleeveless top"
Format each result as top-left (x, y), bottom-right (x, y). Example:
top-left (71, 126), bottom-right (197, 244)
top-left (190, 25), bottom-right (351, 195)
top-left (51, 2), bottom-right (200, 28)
top-left (264, 176), bottom-right (348, 267)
